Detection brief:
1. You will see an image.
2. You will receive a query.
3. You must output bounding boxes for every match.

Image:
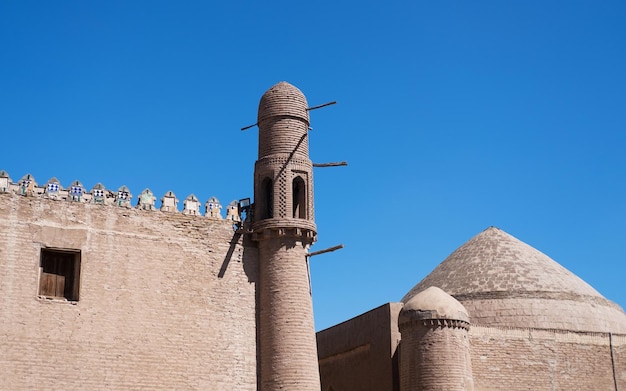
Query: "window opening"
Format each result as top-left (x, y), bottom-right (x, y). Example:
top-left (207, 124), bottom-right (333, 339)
top-left (292, 176), bottom-right (306, 219)
top-left (259, 177), bottom-right (273, 220)
top-left (39, 249), bottom-right (81, 301)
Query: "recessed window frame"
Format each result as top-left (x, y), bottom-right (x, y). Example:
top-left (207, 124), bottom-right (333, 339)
top-left (38, 248), bottom-right (81, 302)
top-left (258, 177), bottom-right (273, 220)
top-left (292, 175), bottom-right (306, 219)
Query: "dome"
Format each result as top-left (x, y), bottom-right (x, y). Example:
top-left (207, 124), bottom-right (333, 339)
top-left (257, 81), bottom-right (310, 126)
top-left (403, 227), bottom-right (626, 333)
top-left (256, 81), bottom-right (312, 159)
top-left (401, 286), bottom-right (469, 323)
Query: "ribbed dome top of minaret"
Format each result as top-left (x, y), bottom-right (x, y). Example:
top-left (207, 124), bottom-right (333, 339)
top-left (256, 81), bottom-right (311, 158)
top-left (257, 81), bottom-right (310, 126)
top-left (402, 227), bottom-right (626, 333)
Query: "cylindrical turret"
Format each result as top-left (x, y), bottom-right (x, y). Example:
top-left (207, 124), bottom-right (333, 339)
top-left (399, 286), bottom-right (474, 391)
top-left (253, 82), bottom-right (320, 390)
top-left (253, 81), bottom-right (316, 233)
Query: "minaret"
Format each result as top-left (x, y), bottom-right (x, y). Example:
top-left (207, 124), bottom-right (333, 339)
top-left (252, 82), bottom-right (320, 390)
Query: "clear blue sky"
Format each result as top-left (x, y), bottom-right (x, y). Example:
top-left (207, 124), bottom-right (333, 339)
top-left (1, 1), bottom-right (625, 331)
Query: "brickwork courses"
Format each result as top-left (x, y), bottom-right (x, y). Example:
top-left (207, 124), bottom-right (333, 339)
top-left (403, 227), bottom-right (626, 333)
top-left (317, 303), bottom-right (403, 391)
top-left (470, 326), bottom-right (626, 390)
top-left (0, 193), bottom-right (258, 390)
top-left (253, 82), bottom-right (321, 390)
top-left (399, 287), bottom-right (473, 391)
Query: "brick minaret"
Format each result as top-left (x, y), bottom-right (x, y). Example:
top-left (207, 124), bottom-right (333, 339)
top-left (252, 82), bottom-right (320, 390)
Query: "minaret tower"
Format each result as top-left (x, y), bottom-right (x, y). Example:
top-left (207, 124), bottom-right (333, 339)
top-left (252, 82), bottom-right (320, 390)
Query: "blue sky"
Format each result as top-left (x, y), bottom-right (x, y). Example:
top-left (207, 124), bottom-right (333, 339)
top-left (1, 1), bottom-right (625, 331)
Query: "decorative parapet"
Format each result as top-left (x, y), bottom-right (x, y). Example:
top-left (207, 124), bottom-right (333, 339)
top-left (45, 177), bottom-right (62, 199)
top-left (400, 317), bottom-right (470, 331)
top-left (161, 191), bottom-right (178, 213)
top-left (91, 183), bottom-right (107, 204)
top-left (69, 180), bottom-right (86, 202)
top-left (19, 173), bottom-right (37, 196)
top-left (205, 196), bottom-right (223, 219)
top-left (0, 170), bottom-right (11, 192)
top-left (116, 185), bottom-right (132, 207)
top-left (183, 194), bottom-right (200, 216)
top-left (225, 200), bottom-right (240, 222)
top-left (137, 189), bottom-right (157, 210)
top-left (0, 170), bottom-right (230, 219)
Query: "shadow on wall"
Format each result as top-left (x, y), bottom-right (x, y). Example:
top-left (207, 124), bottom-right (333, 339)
top-left (217, 231), bottom-right (258, 284)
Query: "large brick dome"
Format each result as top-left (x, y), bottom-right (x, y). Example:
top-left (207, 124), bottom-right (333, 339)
top-left (403, 227), bottom-right (626, 333)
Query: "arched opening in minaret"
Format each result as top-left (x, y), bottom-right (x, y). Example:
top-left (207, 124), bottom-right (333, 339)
top-left (292, 176), bottom-right (306, 219)
top-left (259, 177), bottom-right (273, 220)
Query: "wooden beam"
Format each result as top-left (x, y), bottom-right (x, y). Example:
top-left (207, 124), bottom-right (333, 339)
top-left (307, 101), bottom-right (337, 111)
top-left (313, 162), bottom-right (348, 168)
top-left (308, 244), bottom-right (344, 257)
top-left (241, 123), bottom-right (257, 131)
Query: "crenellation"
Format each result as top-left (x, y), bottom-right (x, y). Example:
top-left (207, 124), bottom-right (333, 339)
top-left (161, 190), bottom-right (179, 212)
top-left (137, 188), bottom-right (157, 210)
top-left (183, 194), bottom-right (201, 215)
top-left (225, 200), bottom-right (240, 222)
top-left (206, 196), bottom-right (223, 219)
top-left (0, 170), bottom-right (227, 219)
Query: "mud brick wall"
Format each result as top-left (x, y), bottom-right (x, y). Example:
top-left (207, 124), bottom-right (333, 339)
top-left (470, 325), bottom-right (626, 391)
top-left (0, 193), bottom-right (258, 390)
top-left (317, 303), bottom-right (403, 391)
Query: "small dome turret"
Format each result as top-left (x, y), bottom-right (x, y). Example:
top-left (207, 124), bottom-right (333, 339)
top-left (399, 286), bottom-right (474, 391)
top-left (400, 286), bottom-right (469, 324)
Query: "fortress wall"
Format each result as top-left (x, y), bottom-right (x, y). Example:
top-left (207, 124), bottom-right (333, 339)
top-left (0, 193), bottom-right (258, 390)
top-left (317, 303), bottom-right (403, 391)
top-left (470, 325), bottom-right (625, 390)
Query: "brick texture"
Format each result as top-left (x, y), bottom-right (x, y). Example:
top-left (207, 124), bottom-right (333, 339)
top-left (254, 81), bottom-right (320, 390)
top-left (258, 238), bottom-right (320, 390)
top-left (399, 323), bottom-right (473, 391)
top-left (0, 193), bottom-right (258, 390)
top-left (317, 303), bottom-right (403, 391)
top-left (470, 325), bottom-right (626, 390)
top-left (403, 227), bottom-right (626, 333)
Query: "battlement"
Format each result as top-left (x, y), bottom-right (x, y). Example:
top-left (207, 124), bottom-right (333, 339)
top-left (0, 170), bottom-right (241, 221)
